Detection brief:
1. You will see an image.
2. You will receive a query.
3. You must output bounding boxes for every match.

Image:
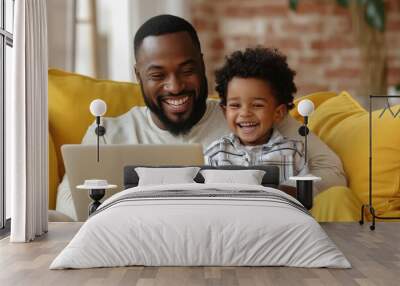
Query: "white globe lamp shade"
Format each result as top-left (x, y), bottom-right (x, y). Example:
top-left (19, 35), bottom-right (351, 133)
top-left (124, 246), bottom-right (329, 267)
top-left (297, 99), bottom-right (315, 117)
top-left (90, 99), bottom-right (107, 117)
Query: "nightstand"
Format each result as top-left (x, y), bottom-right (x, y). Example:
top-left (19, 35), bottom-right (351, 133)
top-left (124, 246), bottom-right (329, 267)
top-left (290, 175), bottom-right (321, 210)
top-left (77, 180), bottom-right (117, 215)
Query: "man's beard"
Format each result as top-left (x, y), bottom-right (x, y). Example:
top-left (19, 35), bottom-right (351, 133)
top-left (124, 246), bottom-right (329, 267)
top-left (141, 78), bottom-right (208, 136)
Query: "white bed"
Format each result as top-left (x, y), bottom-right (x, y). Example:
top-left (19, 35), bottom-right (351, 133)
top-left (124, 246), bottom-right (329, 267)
top-left (50, 183), bottom-right (351, 269)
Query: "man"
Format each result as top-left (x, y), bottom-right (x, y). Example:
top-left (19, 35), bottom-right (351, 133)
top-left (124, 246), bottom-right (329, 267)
top-left (55, 15), bottom-right (346, 220)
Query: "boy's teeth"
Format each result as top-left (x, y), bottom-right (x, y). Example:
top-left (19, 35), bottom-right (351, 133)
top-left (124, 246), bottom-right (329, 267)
top-left (165, 96), bottom-right (189, 106)
top-left (239, 122), bottom-right (257, 127)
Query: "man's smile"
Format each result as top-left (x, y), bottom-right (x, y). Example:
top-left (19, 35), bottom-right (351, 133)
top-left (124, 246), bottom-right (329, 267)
top-left (161, 95), bottom-right (193, 113)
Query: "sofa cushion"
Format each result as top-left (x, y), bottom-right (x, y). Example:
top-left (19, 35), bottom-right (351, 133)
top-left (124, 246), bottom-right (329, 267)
top-left (49, 132), bottom-right (60, 209)
top-left (48, 69), bottom-right (145, 178)
top-left (290, 91), bottom-right (337, 122)
top-left (308, 91), bottom-right (400, 215)
top-left (311, 186), bottom-right (362, 222)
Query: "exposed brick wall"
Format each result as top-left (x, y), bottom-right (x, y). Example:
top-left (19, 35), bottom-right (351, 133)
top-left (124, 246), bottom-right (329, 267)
top-left (190, 0), bottom-right (400, 98)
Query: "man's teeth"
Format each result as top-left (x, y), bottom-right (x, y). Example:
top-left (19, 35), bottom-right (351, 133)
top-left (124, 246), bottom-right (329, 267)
top-left (164, 97), bottom-right (189, 106)
top-left (239, 122), bottom-right (258, 127)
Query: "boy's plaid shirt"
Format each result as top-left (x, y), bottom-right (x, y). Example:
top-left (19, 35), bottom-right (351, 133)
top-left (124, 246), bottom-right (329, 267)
top-left (204, 129), bottom-right (308, 185)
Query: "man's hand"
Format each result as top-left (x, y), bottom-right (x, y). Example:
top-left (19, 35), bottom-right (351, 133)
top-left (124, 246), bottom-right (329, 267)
top-left (278, 184), bottom-right (297, 198)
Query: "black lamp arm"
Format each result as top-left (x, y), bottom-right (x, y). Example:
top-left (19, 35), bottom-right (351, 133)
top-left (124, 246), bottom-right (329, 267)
top-left (298, 116), bottom-right (309, 166)
top-left (95, 115), bottom-right (106, 136)
top-left (94, 116), bottom-right (106, 162)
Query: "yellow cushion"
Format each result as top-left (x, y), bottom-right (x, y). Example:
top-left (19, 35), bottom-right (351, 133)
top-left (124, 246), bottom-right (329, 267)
top-left (311, 186), bottom-right (362, 222)
top-left (48, 132), bottom-right (59, 209)
top-left (308, 91), bottom-right (400, 215)
top-left (48, 69), bottom-right (145, 178)
top-left (290, 91), bottom-right (337, 123)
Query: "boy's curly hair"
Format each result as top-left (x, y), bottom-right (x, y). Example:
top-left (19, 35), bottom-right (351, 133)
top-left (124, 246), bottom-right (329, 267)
top-left (215, 47), bottom-right (297, 109)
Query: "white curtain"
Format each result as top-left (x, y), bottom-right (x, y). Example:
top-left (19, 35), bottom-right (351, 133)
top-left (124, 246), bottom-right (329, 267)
top-left (7, 0), bottom-right (48, 242)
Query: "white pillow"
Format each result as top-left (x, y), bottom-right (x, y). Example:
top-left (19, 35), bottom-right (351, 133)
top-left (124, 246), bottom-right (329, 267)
top-left (200, 169), bottom-right (266, 185)
top-left (135, 167), bottom-right (200, 186)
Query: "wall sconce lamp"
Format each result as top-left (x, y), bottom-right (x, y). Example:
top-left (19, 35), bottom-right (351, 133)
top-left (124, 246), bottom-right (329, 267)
top-left (297, 99), bottom-right (315, 166)
top-left (89, 99), bottom-right (107, 162)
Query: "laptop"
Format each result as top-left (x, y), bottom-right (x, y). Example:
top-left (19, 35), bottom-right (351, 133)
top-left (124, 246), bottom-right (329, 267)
top-left (62, 144), bottom-right (204, 221)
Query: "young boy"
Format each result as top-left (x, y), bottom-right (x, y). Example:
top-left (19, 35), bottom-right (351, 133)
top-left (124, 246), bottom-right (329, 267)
top-left (204, 47), bottom-right (308, 185)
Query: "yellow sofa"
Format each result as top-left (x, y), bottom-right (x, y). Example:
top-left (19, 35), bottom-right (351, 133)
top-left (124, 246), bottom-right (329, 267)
top-left (48, 69), bottom-right (400, 221)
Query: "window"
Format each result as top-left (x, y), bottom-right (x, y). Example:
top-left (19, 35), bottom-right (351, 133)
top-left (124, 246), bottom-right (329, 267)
top-left (0, 0), bottom-right (14, 233)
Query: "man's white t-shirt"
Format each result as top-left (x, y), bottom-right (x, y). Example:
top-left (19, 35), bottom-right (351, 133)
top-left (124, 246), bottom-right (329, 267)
top-left (56, 100), bottom-right (347, 220)
top-left (83, 100), bottom-right (229, 146)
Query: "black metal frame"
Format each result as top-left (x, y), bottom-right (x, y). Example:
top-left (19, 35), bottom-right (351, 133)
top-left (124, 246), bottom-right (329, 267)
top-left (359, 95), bottom-right (400, 230)
top-left (0, 0), bottom-right (14, 232)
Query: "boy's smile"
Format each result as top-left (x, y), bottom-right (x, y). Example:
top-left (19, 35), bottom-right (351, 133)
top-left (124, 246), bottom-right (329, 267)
top-left (223, 77), bottom-right (285, 146)
top-left (237, 121), bottom-right (259, 134)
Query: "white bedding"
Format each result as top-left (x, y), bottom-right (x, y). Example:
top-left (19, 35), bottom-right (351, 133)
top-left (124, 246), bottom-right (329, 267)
top-left (50, 183), bottom-right (351, 269)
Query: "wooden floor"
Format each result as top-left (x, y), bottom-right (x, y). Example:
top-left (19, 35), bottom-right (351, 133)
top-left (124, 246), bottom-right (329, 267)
top-left (1, 222), bottom-right (399, 286)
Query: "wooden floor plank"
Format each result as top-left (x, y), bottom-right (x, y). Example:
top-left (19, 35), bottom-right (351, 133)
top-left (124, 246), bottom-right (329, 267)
top-left (0, 222), bottom-right (400, 286)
